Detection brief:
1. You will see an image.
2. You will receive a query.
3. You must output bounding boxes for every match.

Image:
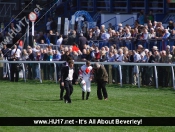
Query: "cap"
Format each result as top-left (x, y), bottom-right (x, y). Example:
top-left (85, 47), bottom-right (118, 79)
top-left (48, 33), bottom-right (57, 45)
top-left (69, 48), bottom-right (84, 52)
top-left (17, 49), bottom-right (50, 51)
top-left (93, 62), bottom-right (100, 69)
top-left (152, 46), bottom-right (158, 51)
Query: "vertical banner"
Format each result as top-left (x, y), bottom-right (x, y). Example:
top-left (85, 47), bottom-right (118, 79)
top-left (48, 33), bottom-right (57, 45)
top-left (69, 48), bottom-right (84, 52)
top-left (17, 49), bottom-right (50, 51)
top-left (71, 15), bottom-right (75, 30)
top-left (64, 18), bottom-right (69, 35)
top-left (57, 17), bottom-right (61, 34)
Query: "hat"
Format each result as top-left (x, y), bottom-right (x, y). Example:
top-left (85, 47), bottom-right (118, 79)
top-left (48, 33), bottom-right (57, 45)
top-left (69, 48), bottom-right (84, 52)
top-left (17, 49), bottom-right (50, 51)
top-left (166, 45), bottom-right (170, 49)
top-left (152, 46), bottom-right (158, 51)
top-left (138, 45), bottom-right (143, 48)
top-left (118, 23), bottom-right (122, 27)
top-left (144, 49), bottom-right (149, 52)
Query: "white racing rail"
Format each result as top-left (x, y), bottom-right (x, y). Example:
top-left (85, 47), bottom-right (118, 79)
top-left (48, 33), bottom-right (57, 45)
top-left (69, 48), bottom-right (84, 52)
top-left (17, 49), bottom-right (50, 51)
top-left (0, 60), bottom-right (175, 90)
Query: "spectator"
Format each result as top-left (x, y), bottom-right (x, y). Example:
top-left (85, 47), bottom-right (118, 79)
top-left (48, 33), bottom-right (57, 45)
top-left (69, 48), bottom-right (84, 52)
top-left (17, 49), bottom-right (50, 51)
top-left (21, 49), bottom-right (29, 61)
top-left (80, 49), bottom-right (88, 61)
top-left (78, 33), bottom-right (88, 52)
top-left (62, 35), bottom-right (68, 45)
top-left (72, 51), bottom-right (79, 61)
top-left (67, 30), bottom-right (76, 45)
top-left (46, 17), bottom-right (52, 33)
top-left (167, 21), bottom-right (174, 31)
top-left (37, 31), bottom-right (46, 44)
top-left (48, 30), bottom-right (57, 45)
top-left (56, 34), bottom-right (63, 50)
top-left (94, 46), bottom-right (101, 62)
top-left (132, 50), bottom-right (141, 85)
top-left (162, 29), bottom-right (170, 50)
top-left (53, 50), bottom-right (61, 61)
top-left (138, 12), bottom-right (145, 25)
top-left (146, 10), bottom-right (154, 23)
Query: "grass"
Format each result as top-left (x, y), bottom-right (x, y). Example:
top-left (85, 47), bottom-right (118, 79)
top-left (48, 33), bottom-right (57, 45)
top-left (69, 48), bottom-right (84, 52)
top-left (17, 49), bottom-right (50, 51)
top-left (0, 80), bottom-right (175, 132)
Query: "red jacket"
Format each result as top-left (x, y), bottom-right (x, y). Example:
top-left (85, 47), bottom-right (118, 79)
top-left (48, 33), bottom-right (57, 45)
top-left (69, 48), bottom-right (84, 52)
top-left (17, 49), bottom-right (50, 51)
top-left (72, 45), bottom-right (79, 52)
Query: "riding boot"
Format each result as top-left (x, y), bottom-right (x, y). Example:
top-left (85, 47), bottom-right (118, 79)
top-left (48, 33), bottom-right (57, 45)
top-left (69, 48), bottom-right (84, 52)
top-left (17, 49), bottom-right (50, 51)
top-left (82, 91), bottom-right (85, 100)
top-left (86, 92), bottom-right (90, 100)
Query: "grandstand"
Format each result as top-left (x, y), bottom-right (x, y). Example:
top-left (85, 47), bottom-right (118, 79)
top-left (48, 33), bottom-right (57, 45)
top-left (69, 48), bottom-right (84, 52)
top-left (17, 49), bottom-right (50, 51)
top-left (1, 0), bottom-right (175, 88)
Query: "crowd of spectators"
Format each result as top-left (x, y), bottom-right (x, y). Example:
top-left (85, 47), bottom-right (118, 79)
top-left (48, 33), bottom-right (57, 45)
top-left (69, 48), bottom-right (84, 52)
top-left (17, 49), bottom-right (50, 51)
top-left (1, 16), bottom-right (175, 87)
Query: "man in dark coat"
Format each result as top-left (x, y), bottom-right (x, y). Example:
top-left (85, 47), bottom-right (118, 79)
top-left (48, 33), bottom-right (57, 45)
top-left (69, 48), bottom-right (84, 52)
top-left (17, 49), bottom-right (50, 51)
top-left (58, 56), bottom-right (72, 100)
top-left (60, 60), bottom-right (78, 103)
top-left (78, 33), bottom-right (88, 52)
top-left (67, 30), bottom-right (76, 45)
top-left (93, 62), bottom-right (108, 100)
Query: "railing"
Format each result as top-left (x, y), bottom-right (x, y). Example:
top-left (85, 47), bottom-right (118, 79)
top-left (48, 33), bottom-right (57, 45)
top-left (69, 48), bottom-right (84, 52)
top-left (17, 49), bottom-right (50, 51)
top-left (162, 13), bottom-right (175, 24)
top-left (101, 17), bottom-right (117, 27)
top-left (114, 17), bottom-right (135, 29)
top-left (35, 38), bottom-right (175, 51)
top-left (0, 60), bottom-right (175, 90)
top-left (93, 11), bottom-right (101, 22)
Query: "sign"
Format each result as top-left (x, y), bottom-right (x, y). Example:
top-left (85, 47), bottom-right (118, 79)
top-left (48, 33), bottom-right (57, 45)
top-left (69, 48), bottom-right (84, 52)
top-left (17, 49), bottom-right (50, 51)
top-left (29, 12), bottom-right (37, 22)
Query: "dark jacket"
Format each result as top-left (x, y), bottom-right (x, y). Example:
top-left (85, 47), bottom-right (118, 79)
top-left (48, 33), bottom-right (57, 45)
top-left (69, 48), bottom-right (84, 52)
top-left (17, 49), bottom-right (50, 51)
top-left (148, 55), bottom-right (155, 63)
top-left (94, 65), bottom-right (108, 82)
top-left (67, 34), bottom-right (76, 45)
top-left (61, 66), bottom-right (78, 83)
top-left (78, 36), bottom-right (88, 51)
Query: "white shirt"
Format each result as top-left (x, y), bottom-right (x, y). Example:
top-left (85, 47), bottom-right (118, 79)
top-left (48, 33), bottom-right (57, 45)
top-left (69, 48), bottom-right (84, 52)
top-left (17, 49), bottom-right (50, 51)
top-left (56, 37), bottom-right (63, 46)
top-left (134, 53), bottom-right (141, 62)
top-left (66, 67), bottom-right (74, 81)
top-left (11, 48), bottom-right (21, 58)
top-left (101, 32), bottom-right (110, 40)
top-left (116, 54), bottom-right (124, 62)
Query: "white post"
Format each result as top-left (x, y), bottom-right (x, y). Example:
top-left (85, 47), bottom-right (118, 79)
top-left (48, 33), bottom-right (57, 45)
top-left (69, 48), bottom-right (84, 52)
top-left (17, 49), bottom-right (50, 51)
top-left (32, 21), bottom-right (34, 36)
top-left (57, 17), bottom-right (61, 34)
top-left (22, 63), bottom-right (26, 82)
top-left (154, 66), bottom-right (158, 88)
top-left (136, 65), bottom-right (140, 88)
top-left (118, 65), bottom-right (122, 87)
top-left (7, 63), bottom-right (11, 81)
top-left (171, 66), bottom-right (175, 90)
top-left (64, 18), bottom-right (69, 35)
top-left (39, 63), bottom-right (42, 83)
top-left (71, 15), bottom-right (75, 30)
top-left (54, 63), bottom-right (57, 84)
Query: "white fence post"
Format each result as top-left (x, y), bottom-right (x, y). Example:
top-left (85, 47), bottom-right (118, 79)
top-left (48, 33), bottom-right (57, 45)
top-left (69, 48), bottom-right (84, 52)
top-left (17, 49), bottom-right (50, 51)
top-left (7, 62), bottom-right (11, 81)
top-left (154, 66), bottom-right (158, 89)
top-left (22, 63), bottom-right (26, 82)
top-left (136, 65), bottom-right (140, 88)
top-left (171, 66), bottom-right (175, 90)
top-left (118, 65), bottom-right (122, 87)
top-left (38, 63), bottom-right (42, 83)
top-left (54, 63), bottom-right (57, 84)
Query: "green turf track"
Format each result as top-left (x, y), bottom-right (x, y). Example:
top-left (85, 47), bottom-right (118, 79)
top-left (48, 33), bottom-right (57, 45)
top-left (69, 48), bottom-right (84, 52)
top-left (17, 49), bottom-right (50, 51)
top-left (0, 80), bottom-right (175, 132)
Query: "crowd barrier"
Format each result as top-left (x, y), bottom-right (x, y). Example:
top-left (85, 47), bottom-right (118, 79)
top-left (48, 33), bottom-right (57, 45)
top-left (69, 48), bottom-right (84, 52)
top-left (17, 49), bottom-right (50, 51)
top-left (37, 38), bottom-right (175, 51)
top-left (0, 60), bottom-right (175, 90)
